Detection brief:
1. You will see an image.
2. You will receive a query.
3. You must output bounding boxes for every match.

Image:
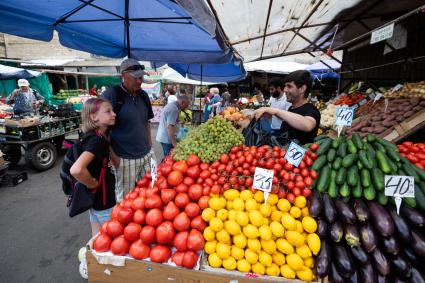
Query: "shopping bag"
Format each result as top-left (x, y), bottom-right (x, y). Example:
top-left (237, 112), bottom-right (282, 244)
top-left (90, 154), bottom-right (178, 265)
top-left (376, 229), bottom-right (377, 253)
top-left (177, 126), bottom-right (189, 141)
top-left (68, 182), bottom-right (95, 217)
top-left (242, 119), bottom-right (290, 147)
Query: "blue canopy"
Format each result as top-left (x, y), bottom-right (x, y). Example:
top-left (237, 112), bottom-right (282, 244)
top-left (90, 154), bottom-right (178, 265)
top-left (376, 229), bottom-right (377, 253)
top-left (0, 64), bottom-right (41, 80)
top-left (306, 59), bottom-right (340, 80)
top-left (0, 0), bottom-right (232, 64)
top-left (170, 62), bottom-right (246, 83)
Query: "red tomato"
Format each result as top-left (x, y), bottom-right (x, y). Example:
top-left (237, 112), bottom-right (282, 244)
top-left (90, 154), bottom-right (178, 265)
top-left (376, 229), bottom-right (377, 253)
top-left (156, 221), bottom-right (176, 244)
top-left (293, 168), bottom-right (300, 174)
top-left (175, 193), bottom-right (190, 209)
top-left (126, 191), bottom-right (138, 200)
top-left (211, 184), bottom-right (222, 194)
top-left (150, 245), bottom-right (171, 263)
top-left (183, 251), bottom-right (199, 269)
top-left (133, 210), bottom-right (146, 225)
top-left (160, 164), bottom-right (173, 177)
top-left (191, 216), bottom-right (207, 231)
top-left (123, 199), bottom-right (133, 208)
top-left (200, 163), bottom-right (210, 171)
top-left (278, 190), bottom-right (286, 199)
top-left (100, 221), bottom-right (109, 234)
top-left (172, 160), bottom-right (189, 174)
top-left (186, 165), bottom-right (200, 179)
top-left (187, 155), bottom-right (201, 166)
top-left (220, 154), bottom-right (230, 164)
top-left (124, 223), bottom-right (142, 242)
top-left (111, 205), bottom-right (121, 220)
top-left (293, 188), bottom-right (301, 196)
top-left (246, 155), bottom-right (253, 164)
top-left (145, 187), bottom-right (159, 197)
top-left (210, 174), bottom-right (219, 181)
top-left (200, 170), bottom-right (211, 179)
top-left (218, 164), bottom-right (226, 172)
top-left (129, 239), bottom-right (150, 260)
top-left (304, 176), bottom-right (313, 187)
top-left (163, 201), bottom-right (180, 221)
top-left (187, 229), bottom-right (205, 252)
top-left (110, 235), bottom-right (130, 255)
top-left (198, 196), bottom-right (210, 210)
top-left (202, 186), bottom-right (211, 196)
top-left (188, 184), bottom-right (203, 201)
top-left (161, 188), bottom-right (176, 204)
top-left (158, 179), bottom-right (169, 191)
top-left (185, 203), bottom-right (201, 218)
top-left (302, 188), bottom-right (312, 198)
top-left (310, 170), bottom-right (318, 179)
top-left (146, 208), bottom-right (163, 227)
top-left (204, 178), bottom-right (214, 187)
top-left (225, 164), bottom-right (234, 173)
top-left (131, 197), bottom-right (145, 211)
top-left (196, 177), bottom-right (204, 184)
top-left (284, 163), bottom-right (294, 171)
top-left (183, 177), bottom-right (195, 186)
top-left (171, 251), bottom-right (185, 266)
top-left (265, 159), bottom-right (274, 169)
top-left (145, 195), bottom-right (163, 210)
top-left (287, 181), bottom-right (295, 190)
top-left (231, 146), bottom-right (239, 153)
top-left (140, 226), bottom-right (156, 244)
top-left (286, 193), bottom-right (295, 203)
top-left (238, 176), bottom-right (245, 186)
top-left (305, 157), bottom-right (313, 167)
top-left (310, 143), bottom-right (319, 152)
top-left (174, 212), bottom-right (191, 231)
top-left (173, 231), bottom-right (189, 252)
top-left (245, 177), bottom-right (253, 187)
top-left (176, 183), bottom-right (189, 193)
top-left (167, 170), bottom-right (184, 186)
top-left (137, 178), bottom-right (149, 187)
top-left (93, 234), bottom-right (112, 252)
top-left (273, 163), bottom-right (283, 172)
top-left (106, 220), bottom-right (124, 238)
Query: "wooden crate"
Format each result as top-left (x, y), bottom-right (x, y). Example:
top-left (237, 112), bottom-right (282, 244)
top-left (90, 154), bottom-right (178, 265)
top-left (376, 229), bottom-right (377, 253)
top-left (382, 107), bottom-right (425, 142)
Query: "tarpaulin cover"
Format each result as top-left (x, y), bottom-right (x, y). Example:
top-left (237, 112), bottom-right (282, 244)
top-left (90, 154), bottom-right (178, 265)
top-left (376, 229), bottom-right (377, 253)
top-left (0, 64), bottom-right (41, 79)
top-left (169, 62), bottom-right (246, 83)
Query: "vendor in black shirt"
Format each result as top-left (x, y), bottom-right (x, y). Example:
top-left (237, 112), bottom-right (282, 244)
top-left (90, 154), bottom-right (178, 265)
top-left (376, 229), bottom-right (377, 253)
top-left (254, 70), bottom-right (320, 145)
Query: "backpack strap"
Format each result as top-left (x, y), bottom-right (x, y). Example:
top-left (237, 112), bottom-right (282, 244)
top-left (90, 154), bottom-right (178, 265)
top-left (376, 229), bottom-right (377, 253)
top-left (111, 85), bottom-right (125, 115)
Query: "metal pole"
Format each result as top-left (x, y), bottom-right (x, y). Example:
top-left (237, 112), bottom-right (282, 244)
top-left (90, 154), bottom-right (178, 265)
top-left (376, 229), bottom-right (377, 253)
top-left (200, 65), bottom-right (203, 124)
top-left (125, 0), bottom-right (131, 57)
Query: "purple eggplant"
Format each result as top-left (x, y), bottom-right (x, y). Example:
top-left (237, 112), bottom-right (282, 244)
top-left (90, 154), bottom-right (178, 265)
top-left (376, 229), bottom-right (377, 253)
top-left (360, 223), bottom-right (378, 253)
top-left (330, 262), bottom-right (345, 283)
top-left (382, 236), bottom-right (399, 255)
top-left (309, 192), bottom-right (322, 217)
top-left (360, 263), bottom-right (377, 283)
top-left (316, 218), bottom-right (328, 239)
top-left (372, 247), bottom-right (391, 276)
top-left (393, 278), bottom-right (409, 283)
top-left (367, 201), bottom-right (394, 236)
top-left (391, 254), bottom-right (411, 279)
top-left (314, 240), bottom-right (331, 278)
top-left (411, 229), bottom-right (425, 257)
top-left (353, 199), bottom-right (370, 222)
top-left (402, 247), bottom-right (418, 263)
top-left (349, 268), bottom-right (360, 283)
top-left (335, 198), bottom-right (356, 224)
top-left (323, 194), bottom-right (337, 223)
top-left (409, 267), bottom-right (425, 283)
top-left (401, 205), bottom-right (425, 228)
top-left (350, 245), bottom-right (370, 266)
top-left (345, 224), bottom-right (360, 247)
top-left (330, 220), bottom-right (344, 243)
top-left (333, 244), bottom-right (354, 277)
top-left (377, 274), bottom-right (389, 283)
top-left (390, 208), bottom-right (412, 244)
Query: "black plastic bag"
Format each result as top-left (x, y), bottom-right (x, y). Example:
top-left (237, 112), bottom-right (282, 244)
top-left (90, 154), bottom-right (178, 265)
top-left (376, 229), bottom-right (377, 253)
top-left (242, 119), bottom-right (290, 147)
top-left (68, 182), bottom-right (95, 217)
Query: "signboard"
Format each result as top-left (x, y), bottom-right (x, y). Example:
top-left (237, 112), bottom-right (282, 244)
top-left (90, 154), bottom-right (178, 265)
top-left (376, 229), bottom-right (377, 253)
top-left (336, 107), bottom-right (354, 126)
top-left (384, 175), bottom-right (415, 214)
top-left (371, 23), bottom-right (394, 44)
top-left (284, 142), bottom-right (306, 167)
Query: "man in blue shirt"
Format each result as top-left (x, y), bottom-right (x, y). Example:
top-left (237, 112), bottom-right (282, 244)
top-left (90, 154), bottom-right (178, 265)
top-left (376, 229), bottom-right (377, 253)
top-left (102, 59), bottom-right (155, 201)
top-left (7, 79), bottom-right (45, 115)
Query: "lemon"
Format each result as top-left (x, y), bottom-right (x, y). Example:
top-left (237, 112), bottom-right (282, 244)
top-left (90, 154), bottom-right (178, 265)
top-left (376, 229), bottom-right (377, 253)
top-left (259, 251), bottom-right (272, 267)
top-left (302, 216), bottom-right (317, 233)
top-left (304, 257), bottom-right (314, 268)
top-left (270, 221), bottom-right (285, 237)
top-left (247, 238), bottom-right (262, 253)
top-left (295, 220), bottom-right (304, 233)
top-left (216, 209), bottom-right (228, 221)
top-left (307, 233), bottom-right (321, 255)
top-left (280, 264), bottom-right (296, 279)
top-left (277, 199), bottom-right (291, 212)
top-left (263, 218), bottom-right (269, 225)
top-left (271, 205), bottom-right (277, 211)
top-left (236, 211), bottom-right (249, 227)
top-left (271, 210), bottom-right (283, 222)
top-left (249, 210), bottom-right (264, 227)
top-left (209, 197), bottom-right (226, 210)
top-left (265, 263), bottom-right (280, 276)
top-left (245, 249), bottom-right (259, 264)
top-left (243, 224), bottom-right (259, 239)
top-left (286, 254), bottom-right (304, 271)
top-left (224, 220), bottom-right (241, 236)
top-left (261, 239), bottom-right (276, 255)
top-left (240, 190), bottom-right (253, 201)
top-left (228, 210), bottom-right (237, 221)
top-left (245, 199), bottom-right (258, 211)
top-left (294, 196), bottom-right (307, 208)
top-left (204, 240), bottom-right (217, 254)
top-left (233, 234), bottom-right (247, 249)
top-left (208, 253), bottom-right (222, 268)
top-left (203, 227), bottom-right (216, 241)
top-left (297, 267), bottom-right (314, 282)
top-left (276, 238), bottom-right (295, 255)
top-left (222, 257), bottom-right (237, 270)
top-left (290, 206), bottom-right (302, 219)
top-left (251, 262), bottom-right (266, 275)
top-left (281, 213), bottom-right (297, 231)
top-left (226, 200), bottom-right (233, 210)
top-left (301, 207), bottom-right (310, 217)
top-left (210, 217), bottom-right (224, 232)
top-left (202, 208), bottom-right (215, 222)
top-left (237, 259), bottom-right (251, 273)
top-left (296, 245), bottom-right (312, 259)
top-left (233, 198), bottom-right (245, 211)
top-left (272, 252), bottom-right (286, 266)
top-left (259, 225), bottom-right (272, 240)
top-left (231, 246), bottom-right (245, 260)
top-left (224, 189), bottom-right (239, 201)
top-left (216, 229), bottom-right (231, 244)
top-left (254, 191), bottom-right (264, 203)
top-left (286, 231), bottom-right (305, 247)
top-left (267, 193), bottom-right (278, 205)
top-left (259, 203), bottom-right (272, 217)
top-left (216, 243), bottom-right (231, 259)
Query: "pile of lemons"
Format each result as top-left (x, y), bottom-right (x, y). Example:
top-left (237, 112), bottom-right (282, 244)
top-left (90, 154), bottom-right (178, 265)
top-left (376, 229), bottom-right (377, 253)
top-left (202, 190), bottom-right (320, 281)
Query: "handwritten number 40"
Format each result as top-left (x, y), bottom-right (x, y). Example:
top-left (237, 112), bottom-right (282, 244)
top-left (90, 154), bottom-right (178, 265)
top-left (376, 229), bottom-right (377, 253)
top-left (386, 177), bottom-right (410, 196)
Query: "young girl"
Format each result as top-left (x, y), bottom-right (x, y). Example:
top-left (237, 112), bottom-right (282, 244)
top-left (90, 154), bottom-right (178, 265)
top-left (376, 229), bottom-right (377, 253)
top-left (70, 98), bottom-right (116, 237)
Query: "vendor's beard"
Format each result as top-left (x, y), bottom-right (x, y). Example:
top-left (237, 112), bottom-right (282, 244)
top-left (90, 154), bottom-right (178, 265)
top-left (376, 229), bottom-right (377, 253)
top-left (271, 92), bottom-right (280, 98)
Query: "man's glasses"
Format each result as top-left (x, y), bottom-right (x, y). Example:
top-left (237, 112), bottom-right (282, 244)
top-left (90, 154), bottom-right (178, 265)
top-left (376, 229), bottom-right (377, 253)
top-left (124, 65), bottom-right (145, 72)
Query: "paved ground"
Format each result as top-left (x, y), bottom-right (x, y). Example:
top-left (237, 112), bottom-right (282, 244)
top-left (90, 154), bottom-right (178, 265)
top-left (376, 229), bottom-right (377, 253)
top-left (0, 125), bottom-right (163, 283)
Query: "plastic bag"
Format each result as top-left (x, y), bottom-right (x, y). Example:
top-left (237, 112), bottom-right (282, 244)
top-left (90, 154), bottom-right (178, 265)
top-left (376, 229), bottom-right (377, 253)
top-left (242, 119), bottom-right (289, 147)
top-left (177, 126), bottom-right (189, 141)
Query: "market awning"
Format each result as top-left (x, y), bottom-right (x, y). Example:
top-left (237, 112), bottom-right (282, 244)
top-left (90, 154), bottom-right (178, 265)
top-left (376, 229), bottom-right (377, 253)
top-left (162, 67), bottom-right (223, 85)
top-left (244, 61), bottom-right (308, 74)
top-left (169, 62), bottom-right (246, 83)
top-left (0, 64), bottom-right (42, 79)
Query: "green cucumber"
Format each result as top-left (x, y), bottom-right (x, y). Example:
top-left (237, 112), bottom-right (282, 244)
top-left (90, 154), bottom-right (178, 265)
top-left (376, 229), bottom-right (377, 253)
top-left (337, 142), bottom-right (347, 158)
top-left (403, 163), bottom-right (420, 183)
top-left (387, 158), bottom-right (398, 174)
top-left (367, 133), bottom-right (377, 143)
top-left (311, 155), bottom-right (327, 171)
top-left (336, 167), bottom-right (347, 185)
top-left (412, 165), bottom-right (425, 181)
top-left (373, 142), bottom-right (386, 153)
top-left (377, 192), bottom-right (388, 206)
top-left (328, 170), bottom-right (338, 198)
top-left (352, 133), bottom-right (364, 150)
top-left (364, 143), bottom-right (376, 158)
top-left (317, 165), bottom-right (331, 192)
top-left (332, 157), bottom-right (342, 170)
top-left (342, 154), bottom-right (358, 168)
top-left (352, 181), bottom-right (363, 198)
top-left (371, 168), bottom-right (385, 191)
top-left (376, 151), bottom-right (391, 174)
top-left (414, 185), bottom-right (425, 211)
top-left (377, 138), bottom-right (397, 151)
top-left (347, 139), bottom-right (358, 154)
top-left (361, 169), bottom-right (371, 188)
top-left (327, 148), bottom-right (336, 162)
top-left (363, 185), bottom-right (376, 200)
top-left (347, 166), bottom-right (359, 186)
top-left (314, 135), bottom-right (329, 142)
top-left (339, 182), bottom-right (351, 198)
top-left (332, 136), bottom-right (344, 149)
top-left (316, 138), bottom-right (332, 156)
top-left (357, 160), bottom-right (364, 170)
top-left (385, 147), bottom-right (401, 163)
top-left (358, 150), bottom-right (373, 169)
top-left (403, 197), bottom-right (417, 208)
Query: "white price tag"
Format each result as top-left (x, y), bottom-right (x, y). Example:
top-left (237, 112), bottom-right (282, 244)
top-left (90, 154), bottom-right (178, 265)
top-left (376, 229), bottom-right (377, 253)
top-left (391, 84), bottom-right (403, 93)
top-left (253, 167), bottom-right (274, 205)
top-left (371, 23), bottom-right (394, 44)
top-left (373, 92), bottom-right (383, 103)
top-left (284, 142), bottom-right (306, 167)
top-left (384, 175), bottom-right (415, 214)
top-left (384, 99), bottom-right (389, 113)
top-left (150, 158), bottom-right (157, 188)
top-left (336, 107), bottom-right (354, 126)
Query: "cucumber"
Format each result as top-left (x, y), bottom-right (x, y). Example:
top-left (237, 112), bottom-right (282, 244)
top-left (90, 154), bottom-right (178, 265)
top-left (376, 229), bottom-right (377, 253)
top-left (376, 151), bottom-right (391, 174)
top-left (377, 192), bottom-right (388, 206)
top-left (412, 165), bottom-right (425, 181)
top-left (385, 147), bottom-right (401, 163)
top-left (332, 157), bottom-right (342, 170)
top-left (371, 168), bottom-right (385, 191)
top-left (332, 136), bottom-right (344, 149)
top-left (387, 158), bottom-right (398, 174)
top-left (364, 142), bottom-right (376, 158)
top-left (311, 155), bottom-right (327, 171)
top-left (328, 170), bottom-right (338, 198)
top-left (361, 169), bottom-right (371, 188)
top-left (317, 165), bottom-right (331, 192)
top-left (314, 135), bottom-right (329, 142)
top-left (342, 154), bottom-right (358, 168)
top-left (357, 160), bottom-right (363, 170)
top-left (352, 133), bottom-right (364, 150)
top-left (352, 181), bottom-right (363, 198)
top-left (367, 133), bottom-right (377, 143)
top-left (403, 197), bottom-right (417, 208)
top-left (337, 142), bottom-right (347, 158)
top-left (373, 142), bottom-right (386, 153)
top-left (336, 167), bottom-right (347, 185)
top-left (414, 185), bottom-right (425, 211)
top-left (358, 150), bottom-right (373, 169)
top-left (347, 139), bottom-right (357, 154)
top-left (377, 138), bottom-right (397, 151)
top-left (347, 166), bottom-right (359, 186)
top-left (403, 163), bottom-right (420, 183)
top-left (363, 185), bottom-right (376, 200)
top-left (339, 182), bottom-right (351, 198)
top-left (316, 138), bottom-right (332, 156)
top-left (327, 148), bottom-right (336, 162)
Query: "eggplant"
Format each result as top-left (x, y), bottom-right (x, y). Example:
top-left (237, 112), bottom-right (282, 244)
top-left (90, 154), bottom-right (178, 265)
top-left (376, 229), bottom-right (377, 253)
top-left (350, 245), bottom-right (370, 266)
top-left (330, 262), bottom-right (345, 283)
top-left (309, 192), bottom-right (322, 217)
top-left (401, 205), bottom-right (425, 228)
top-left (345, 224), bottom-right (361, 247)
top-left (360, 223), bottom-right (378, 253)
top-left (333, 244), bottom-right (354, 277)
top-left (391, 254), bottom-right (412, 279)
top-left (382, 236), bottom-right (399, 255)
top-left (402, 247), bottom-right (418, 263)
top-left (409, 267), bottom-right (425, 283)
top-left (335, 198), bottom-right (356, 224)
top-left (393, 278), bottom-right (409, 283)
top-left (377, 274), bottom-right (389, 283)
top-left (360, 263), bottom-right (377, 283)
top-left (411, 229), bottom-right (425, 257)
top-left (367, 201), bottom-right (394, 236)
top-left (372, 247), bottom-right (391, 276)
top-left (323, 194), bottom-right (337, 223)
top-left (349, 268), bottom-right (360, 283)
top-left (314, 240), bottom-right (331, 278)
top-left (390, 208), bottom-right (412, 244)
top-left (330, 220), bottom-right (344, 243)
top-left (353, 199), bottom-right (370, 222)
top-left (316, 218), bottom-right (328, 239)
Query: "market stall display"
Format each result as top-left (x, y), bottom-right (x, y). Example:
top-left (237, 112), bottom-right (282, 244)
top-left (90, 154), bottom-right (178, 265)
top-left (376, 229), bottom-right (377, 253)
top-left (384, 81), bottom-right (425, 99)
top-left (397, 142), bottom-right (425, 170)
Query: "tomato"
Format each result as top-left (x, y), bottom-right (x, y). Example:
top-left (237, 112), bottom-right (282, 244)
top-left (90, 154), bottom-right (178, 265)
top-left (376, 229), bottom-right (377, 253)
top-left (293, 168), bottom-right (300, 174)
top-left (200, 163), bottom-right (210, 171)
top-left (145, 195), bottom-right (162, 210)
top-left (304, 176), bottom-right (313, 187)
top-left (187, 229), bottom-right (205, 252)
top-left (117, 206), bottom-right (134, 224)
top-left (230, 153), bottom-right (237, 160)
top-left (173, 212), bottom-right (191, 231)
top-left (172, 160), bottom-right (189, 174)
top-left (161, 188), bottom-right (176, 204)
top-left (123, 199), bottom-right (133, 208)
top-left (286, 193), bottom-right (295, 203)
top-left (191, 216), bottom-right (207, 231)
top-left (146, 208), bottom-right (163, 227)
top-left (137, 178), bottom-right (149, 187)
top-left (202, 186), bottom-right (211, 196)
top-left (278, 190), bottom-right (286, 199)
top-left (172, 251), bottom-right (185, 266)
top-left (167, 170), bottom-right (184, 186)
top-left (140, 226), bottom-right (156, 244)
top-left (188, 184), bottom-right (203, 201)
top-left (163, 202), bottom-right (180, 221)
top-left (175, 183), bottom-right (188, 193)
top-left (129, 239), bottom-right (150, 260)
top-left (183, 251), bottom-right (199, 269)
top-left (407, 155), bottom-right (419, 163)
top-left (100, 221), bottom-right (109, 234)
top-left (231, 146), bottom-right (239, 153)
top-left (218, 164), bottom-right (226, 172)
top-left (106, 220), bottom-right (124, 238)
top-left (302, 188), bottom-right (312, 198)
top-left (174, 231), bottom-right (189, 252)
top-left (185, 203), bottom-right (200, 218)
top-left (183, 177), bottom-right (195, 186)
top-left (237, 176), bottom-right (245, 186)
top-left (111, 205), bottom-right (121, 220)
top-left (305, 157), bottom-right (313, 167)
top-left (196, 177), bottom-right (204, 184)
top-left (187, 155), bottom-right (201, 166)
top-left (220, 154), bottom-right (230, 164)
top-left (186, 165), bottom-right (200, 179)
top-left (156, 221), bottom-right (176, 244)
top-left (293, 188), bottom-right (301, 196)
top-left (145, 172), bottom-right (152, 180)
top-left (110, 235), bottom-right (130, 255)
top-left (145, 187), bottom-right (159, 197)
top-left (310, 170), bottom-right (318, 179)
top-left (266, 160), bottom-right (274, 169)
top-left (211, 184), bottom-right (222, 194)
top-left (133, 210), bottom-right (146, 225)
top-left (249, 166), bottom-right (256, 174)
top-left (310, 143), bottom-right (319, 152)
top-left (93, 233), bottom-right (112, 252)
top-left (126, 191), bottom-right (138, 200)
top-left (160, 164), bottom-right (173, 177)
top-left (200, 170), bottom-right (211, 179)
top-left (124, 223), bottom-right (142, 242)
top-left (245, 177), bottom-right (253, 187)
top-left (131, 197), bottom-right (145, 211)
top-left (225, 164), bottom-right (234, 173)
top-left (175, 193), bottom-right (190, 209)
top-left (198, 196), bottom-right (209, 210)
top-left (246, 154), bottom-right (254, 164)
top-left (204, 178), bottom-right (214, 187)
top-left (158, 179), bottom-right (169, 191)
top-left (287, 181), bottom-right (295, 190)
top-left (150, 245), bottom-right (171, 263)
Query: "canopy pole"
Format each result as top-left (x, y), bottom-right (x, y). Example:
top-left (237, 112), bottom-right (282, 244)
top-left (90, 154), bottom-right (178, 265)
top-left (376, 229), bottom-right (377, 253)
top-left (125, 0), bottom-right (131, 57)
top-left (1, 80), bottom-right (6, 97)
top-left (199, 64), bottom-right (203, 124)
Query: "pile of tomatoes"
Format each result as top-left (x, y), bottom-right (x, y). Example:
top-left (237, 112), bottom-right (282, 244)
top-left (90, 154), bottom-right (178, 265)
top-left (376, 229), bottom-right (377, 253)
top-left (397, 141), bottom-right (425, 170)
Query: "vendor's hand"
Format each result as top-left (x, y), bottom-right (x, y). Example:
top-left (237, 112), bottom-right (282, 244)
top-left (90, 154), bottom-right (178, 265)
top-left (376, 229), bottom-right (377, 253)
top-left (253, 107), bottom-right (272, 120)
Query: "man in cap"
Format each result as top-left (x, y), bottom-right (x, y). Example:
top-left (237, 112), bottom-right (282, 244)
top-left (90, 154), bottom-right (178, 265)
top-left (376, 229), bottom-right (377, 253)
top-left (6, 79), bottom-right (45, 115)
top-left (102, 58), bottom-right (155, 202)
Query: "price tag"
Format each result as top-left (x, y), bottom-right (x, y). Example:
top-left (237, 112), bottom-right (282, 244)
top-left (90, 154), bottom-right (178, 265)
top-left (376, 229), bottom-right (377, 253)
top-left (358, 99), bottom-right (367, 106)
top-left (150, 158), bottom-right (157, 188)
top-left (384, 175), bottom-right (415, 214)
top-left (336, 107), bottom-right (354, 126)
top-left (384, 98), bottom-right (389, 113)
top-left (373, 92), bottom-right (383, 103)
top-left (391, 84), bottom-right (403, 93)
top-left (284, 142), bottom-right (306, 167)
top-left (253, 167), bottom-right (274, 204)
